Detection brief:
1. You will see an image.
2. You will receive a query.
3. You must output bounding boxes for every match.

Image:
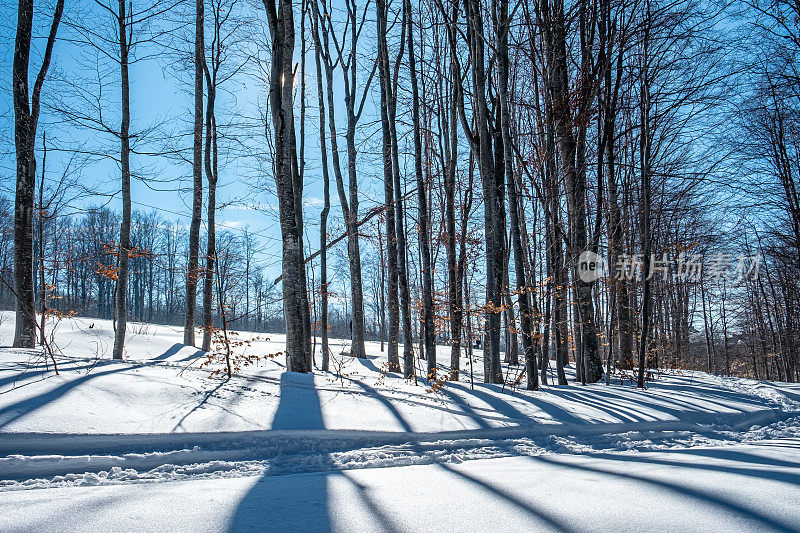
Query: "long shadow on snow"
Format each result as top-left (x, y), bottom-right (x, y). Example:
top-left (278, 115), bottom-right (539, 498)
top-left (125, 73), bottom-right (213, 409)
top-left (343, 376), bottom-right (413, 432)
top-left (152, 343), bottom-right (184, 360)
top-left (356, 375), bottom-right (797, 530)
top-left (649, 380), bottom-right (777, 409)
top-left (171, 377), bottom-right (231, 432)
top-left (666, 442), bottom-right (800, 470)
top-left (345, 377), bottom-right (575, 531)
top-left (527, 452), bottom-right (800, 532)
top-left (228, 372), bottom-right (332, 531)
top-left (544, 384), bottom-right (761, 426)
top-left (0, 361), bottom-right (144, 430)
top-left (227, 372), bottom-right (404, 532)
top-left (452, 382), bottom-right (587, 426)
top-left (587, 446), bottom-right (800, 487)
top-left (0, 360), bottom-right (96, 390)
top-left (178, 348), bottom-right (206, 362)
top-left (355, 357), bottom-right (381, 374)
top-left (535, 387), bottom-right (646, 423)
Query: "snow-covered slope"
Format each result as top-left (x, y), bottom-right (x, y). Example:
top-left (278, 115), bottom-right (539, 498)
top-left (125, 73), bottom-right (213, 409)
top-left (1, 312), bottom-right (799, 531)
top-left (1, 313), bottom-right (795, 437)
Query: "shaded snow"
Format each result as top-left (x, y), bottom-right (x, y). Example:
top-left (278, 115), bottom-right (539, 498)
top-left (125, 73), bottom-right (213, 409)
top-left (2, 440), bottom-right (799, 532)
top-left (1, 312), bottom-right (799, 531)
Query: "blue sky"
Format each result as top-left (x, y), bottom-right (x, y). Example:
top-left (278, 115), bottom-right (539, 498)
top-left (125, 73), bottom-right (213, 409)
top-left (0, 0), bottom-right (390, 282)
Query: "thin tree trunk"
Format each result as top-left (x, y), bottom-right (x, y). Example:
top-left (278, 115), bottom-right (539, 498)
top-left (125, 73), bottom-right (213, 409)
top-left (112, 0), bottom-right (131, 361)
top-left (637, 0), bottom-right (652, 388)
top-left (387, 3), bottom-right (415, 379)
top-left (498, 0), bottom-right (536, 389)
top-left (445, 0), bottom-right (462, 381)
top-left (38, 132), bottom-right (46, 345)
top-left (405, 0), bottom-right (436, 380)
top-left (539, 0), bottom-right (602, 382)
top-left (184, 0), bottom-right (204, 347)
top-left (201, 82), bottom-right (217, 353)
top-left (312, 5), bottom-right (331, 371)
top-left (377, 0), bottom-right (401, 371)
top-left (463, 0), bottom-right (503, 383)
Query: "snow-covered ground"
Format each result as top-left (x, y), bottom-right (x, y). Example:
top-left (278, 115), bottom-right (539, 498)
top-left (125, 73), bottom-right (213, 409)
top-left (1, 312), bottom-right (799, 531)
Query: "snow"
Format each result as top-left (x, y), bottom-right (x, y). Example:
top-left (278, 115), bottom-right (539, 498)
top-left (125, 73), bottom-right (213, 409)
top-left (2, 440), bottom-right (799, 532)
top-left (0, 312), bottom-right (799, 531)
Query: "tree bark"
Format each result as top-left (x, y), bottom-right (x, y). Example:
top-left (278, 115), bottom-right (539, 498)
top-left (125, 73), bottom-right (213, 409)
top-left (463, 0), bottom-right (503, 383)
top-left (405, 0), bottom-right (436, 380)
top-left (386, 2), bottom-right (415, 379)
top-left (445, 0), bottom-right (462, 381)
top-left (312, 5), bottom-right (331, 371)
top-left (12, 0), bottom-right (63, 349)
top-left (538, 0), bottom-right (602, 382)
top-left (377, 0), bottom-right (400, 372)
top-left (201, 61), bottom-right (217, 353)
top-left (184, 0), bottom-right (204, 347)
top-left (637, 0), bottom-right (652, 388)
top-left (263, 0), bottom-right (311, 372)
top-left (112, 0), bottom-right (131, 361)
top-left (497, 0), bottom-right (537, 389)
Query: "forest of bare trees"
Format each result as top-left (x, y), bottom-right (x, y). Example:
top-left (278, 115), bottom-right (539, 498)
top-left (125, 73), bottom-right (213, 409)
top-left (4, 0), bottom-right (800, 385)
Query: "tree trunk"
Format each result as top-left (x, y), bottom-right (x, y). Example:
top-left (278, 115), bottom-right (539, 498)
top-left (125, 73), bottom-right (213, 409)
top-left (405, 0), bottom-right (436, 380)
top-left (637, 0), bottom-right (652, 388)
top-left (377, 0), bottom-right (401, 371)
top-left (539, 0), bottom-right (602, 382)
top-left (445, 0), bottom-right (461, 381)
top-left (263, 0), bottom-right (311, 372)
top-left (201, 79), bottom-right (217, 353)
top-left (497, 0), bottom-right (536, 389)
top-left (38, 132), bottom-right (46, 345)
top-left (12, 0), bottom-right (63, 349)
top-left (388, 3), bottom-right (415, 379)
top-left (312, 8), bottom-right (331, 371)
top-left (184, 0), bottom-right (204, 347)
top-left (112, 0), bottom-right (131, 361)
top-left (463, 0), bottom-right (503, 383)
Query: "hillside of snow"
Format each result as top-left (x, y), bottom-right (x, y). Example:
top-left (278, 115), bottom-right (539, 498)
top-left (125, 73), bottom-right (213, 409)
top-left (1, 312), bottom-right (799, 531)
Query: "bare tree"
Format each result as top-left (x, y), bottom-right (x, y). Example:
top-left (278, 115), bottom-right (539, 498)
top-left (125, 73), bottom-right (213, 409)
top-left (405, 0), bottom-right (436, 379)
top-left (376, 0), bottom-right (401, 371)
top-left (12, 0), bottom-right (64, 348)
top-left (312, 0), bottom-right (376, 361)
top-left (184, 0), bottom-right (204, 347)
top-left (262, 0), bottom-right (312, 372)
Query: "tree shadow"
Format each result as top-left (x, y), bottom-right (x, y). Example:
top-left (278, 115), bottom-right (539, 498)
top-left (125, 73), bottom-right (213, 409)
top-left (344, 377), bottom-right (413, 432)
top-left (651, 382), bottom-right (777, 410)
top-left (171, 376), bottom-right (231, 432)
top-left (0, 359), bottom-right (96, 390)
top-left (152, 343), bottom-right (185, 361)
top-left (339, 472), bottom-right (405, 533)
top-left (665, 443), bottom-right (800, 469)
top-left (436, 386), bottom-right (493, 429)
top-left (463, 384), bottom-right (587, 426)
top-left (178, 349), bottom-right (206, 362)
top-left (0, 361), bottom-right (144, 429)
top-left (436, 462), bottom-right (575, 532)
top-left (537, 387), bottom-right (646, 423)
top-left (227, 372), bottom-right (331, 531)
top-left (527, 452), bottom-right (800, 532)
top-left (542, 383), bottom-right (765, 427)
top-left (588, 448), bottom-right (800, 486)
top-left (338, 378), bottom-right (575, 531)
top-left (355, 357), bottom-right (381, 374)
top-left (446, 383), bottom-right (531, 423)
